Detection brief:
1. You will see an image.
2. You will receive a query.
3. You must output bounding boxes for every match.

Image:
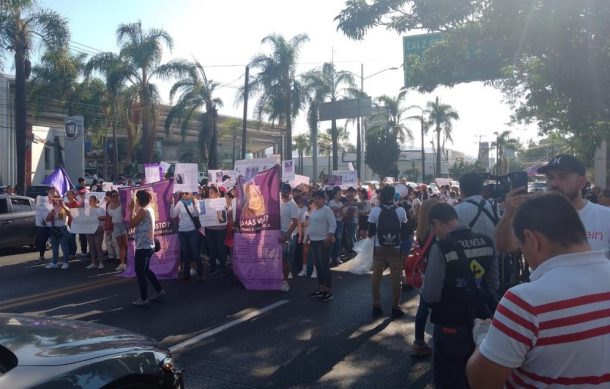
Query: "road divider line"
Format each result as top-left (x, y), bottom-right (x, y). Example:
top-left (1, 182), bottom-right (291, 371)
top-left (169, 299), bottom-right (289, 353)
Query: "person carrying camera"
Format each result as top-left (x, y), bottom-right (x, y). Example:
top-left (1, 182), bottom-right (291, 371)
top-left (495, 154), bottom-right (610, 252)
top-left (454, 173), bottom-right (499, 243)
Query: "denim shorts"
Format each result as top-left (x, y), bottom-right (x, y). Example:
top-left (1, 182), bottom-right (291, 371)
top-left (112, 222), bottom-right (127, 238)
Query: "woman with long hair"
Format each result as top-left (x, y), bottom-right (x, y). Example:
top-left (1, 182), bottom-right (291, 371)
top-left (107, 190), bottom-right (128, 271)
top-left (129, 190), bottom-right (165, 306)
top-left (170, 191), bottom-right (203, 281)
top-left (412, 197), bottom-right (440, 356)
top-left (86, 195), bottom-right (106, 270)
top-left (242, 182), bottom-right (266, 218)
top-left (44, 188), bottom-right (72, 269)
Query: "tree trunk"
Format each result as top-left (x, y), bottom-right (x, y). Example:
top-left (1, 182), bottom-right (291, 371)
top-left (14, 49), bottom-right (27, 195)
top-left (208, 109), bottom-right (218, 169)
top-left (436, 127), bottom-right (442, 177)
top-left (331, 119), bottom-right (338, 171)
top-left (420, 119), bottom-right (426, 182)
top-left (311, 123), bottom-right (318, 183)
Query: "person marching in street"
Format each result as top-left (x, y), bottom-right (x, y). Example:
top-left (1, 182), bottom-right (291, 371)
top-left (44, 188), bottom-right (73, 270)
top-left (107, 189), bottom-right (128, 271)
top-left (85, 195), bottom-right (106, 270)
top-left (103, 190), bottom-right (119, 263)
top-left (170, 191), bottom-right (204, 282)
top-left (129, 190), bottom-right (165, 306)
top-left (328, 187), bottom-right (345, 266)
top-left (307, 190), bottom-right (336, 302)
top-left (205, 186), bottom-right (229, 275)
top-left (367, 185), bottom-right (409, 320)
top-left (279, 183), bottom-right (299, 292)
top-left (65, 190), bottom-right (81, 260)
top-left (35, 187), bottom-right (53, 263)
top-left (421, 203), bottom-right (499, 389)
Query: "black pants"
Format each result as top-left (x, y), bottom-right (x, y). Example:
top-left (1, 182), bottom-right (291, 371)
top-left (135, 248), bottom-right (162, 300)
top-left (79, 233), bottom-right (88, 254)
top-left (205, 228), bottom-right (227, 272)
top-left (432, 324), bottom-right (474, 389)
top-left (36, 226), bottom-right (50, 257)
top-left (311, 240), bottom-right (331, 289)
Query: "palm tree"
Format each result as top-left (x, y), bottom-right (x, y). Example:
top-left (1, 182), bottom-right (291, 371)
top-left (292, 133), bottom-right (310, 174)
top-left (87, 21), bottom-right (190, 163)
top-left (425, 96), bottom-right (459, 177)
top-left (406, 105), bottom-right (429, 182)
top-left (492, 130), bottom-right (521, 175)
top-left (318, 131), bottom-right (333, 176)
top-left (371, 94), bottom-right (414, 144)
top-left (301, 62), bottom-right (356, 172)
top-left (165, 60), bottom-right (223, 168)
top-left (244, 33), bottom-right (309, 162)
top-left (0, 0), bottom-right (69, 194)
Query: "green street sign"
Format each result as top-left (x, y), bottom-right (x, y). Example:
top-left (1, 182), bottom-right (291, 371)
top-left (403, 33), bottom-right (442, 57)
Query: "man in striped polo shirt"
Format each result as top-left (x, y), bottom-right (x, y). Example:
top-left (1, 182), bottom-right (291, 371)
top-left (467, 193), bottom-right (610, 388)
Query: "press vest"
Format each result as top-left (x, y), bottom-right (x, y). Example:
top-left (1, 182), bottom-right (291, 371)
top-left (430, 227), bottom-right (496, 327)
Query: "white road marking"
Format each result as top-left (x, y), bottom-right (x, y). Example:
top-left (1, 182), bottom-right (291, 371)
top-left (169, 299), bottom-right (289, 353)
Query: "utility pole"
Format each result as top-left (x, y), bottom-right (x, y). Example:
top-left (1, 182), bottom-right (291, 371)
top-left (420, 117), bottom-right (426, 183)
top-left (241, 65), bottom-right (249, 160)
top-left (356, 63), bottom-right (363, 180)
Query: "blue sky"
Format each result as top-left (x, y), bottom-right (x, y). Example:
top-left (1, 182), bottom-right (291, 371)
top-left (36, 0), bottom-right (538, 157)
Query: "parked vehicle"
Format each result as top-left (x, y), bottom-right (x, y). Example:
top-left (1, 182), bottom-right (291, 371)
top-left (25, 184), bottom-right (55, 199)
top-left (0, 195), bottom-right (37, 250)
top-left (0, 313), bottom-right (183, 388)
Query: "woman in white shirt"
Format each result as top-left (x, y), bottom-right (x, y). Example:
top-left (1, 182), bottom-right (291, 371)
top-left (44, 187), bottom-right (72, 269)
top-left (85, 195), bottom-right (106, 270)
top-left (107, 190), bottom-right (128, 271)
top-left (170, 191), bottom-right (203, 281)
top-left (307, 190), bottom-right (337, 302)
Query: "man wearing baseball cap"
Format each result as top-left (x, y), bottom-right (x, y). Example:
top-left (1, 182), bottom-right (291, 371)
top-left (496, 154), bottom-right (610, 252)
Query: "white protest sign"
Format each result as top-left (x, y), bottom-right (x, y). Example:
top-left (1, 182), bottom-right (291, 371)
top-left (332, 170), bottom-right (358, 189)
top-left (159, 161), bottom-right (171, 177)
top-left (348, 162), bottom-right (355, 171)
top-left (69, 208), bottom-right (100, 234)
top-left (290, 174), bottom-right (310, 188)
top-left (102, 182), bottom-right (114, 192)
top-left (282, 160), bottom-right (295, 181)
top-left (145, 163), bottom-right (163, 184)
top-left (84, 192), bottom-right (107, 209)
top-left (197, 198), bottom-right (228, 227)
top-left (35, 196), bottom-right (51, 227)
top-left (173, 163), bottom-right (199, 193)
top-left (234, 156), bottom-right (280, 181)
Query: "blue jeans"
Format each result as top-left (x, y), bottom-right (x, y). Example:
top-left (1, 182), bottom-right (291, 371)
top-left (331, 220), bottom-right (343, 260)
top-left (415, 294), bottom-right (430, 341)
top-left (50, 226), bottom-right (70, 264)
top-left (205, 228), bottom-right (227, 272)
top-left (68, 233), bottom-right (77, 256)
top-left (345, 222), bottom-right (357, 250)
top-left (178, 229), bottom-right (202, 277)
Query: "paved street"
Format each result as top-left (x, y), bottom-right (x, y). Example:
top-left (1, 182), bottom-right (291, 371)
top-left (0, 247), bottom-right (433, 389)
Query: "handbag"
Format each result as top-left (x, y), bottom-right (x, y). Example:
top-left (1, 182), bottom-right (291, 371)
top-left (404, 233), bottom-right (435, 288)
top-left (183, 202), bottom-right (202, 230)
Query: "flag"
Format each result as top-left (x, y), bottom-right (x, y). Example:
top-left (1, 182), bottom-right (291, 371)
top-left (42, 166), bottom-right (74, 196)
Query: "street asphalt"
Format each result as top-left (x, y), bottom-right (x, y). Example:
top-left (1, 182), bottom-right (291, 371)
top-left (0, 245), bottom-right (433, 389)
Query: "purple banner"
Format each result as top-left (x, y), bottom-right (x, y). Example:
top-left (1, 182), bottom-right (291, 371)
top-left (233, 165), bottom-right (283, 290)
top-left (119, 180), bottom-right (180, 279)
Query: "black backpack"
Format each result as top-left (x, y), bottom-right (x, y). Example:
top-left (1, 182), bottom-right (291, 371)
top-left (377, 204), bottom-right (401, 247)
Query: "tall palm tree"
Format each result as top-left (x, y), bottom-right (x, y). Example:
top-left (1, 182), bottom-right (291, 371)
top-left (406, 105), bottom-right (429, 182)
top-left (244, 33), bottom-right (309, 162)
top-left (87, 21), bottom-right (190, 163)
top-left (165, 60), bottom-right (223, 168)
top-left (425, 96), bottom-right (459, 177)
top-left (292, 133), bottom-right (310, 174)
top-left (0, 0), bottom-right (69, 194)
top-left (371, 94), bottom-right (414, 144)
top-left (492, 130), bottom-right (521, 175)
top-left (301, 62), bottom-right (356, 172)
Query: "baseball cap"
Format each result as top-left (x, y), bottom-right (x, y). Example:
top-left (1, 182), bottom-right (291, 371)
top-left (280, 183), bottom-right (292, 193)
top-left (537, 154), bottom-right (586, 176)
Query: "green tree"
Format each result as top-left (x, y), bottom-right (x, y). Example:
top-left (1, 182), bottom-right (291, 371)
top-left (425, 96), bottom-right (459, 177)
top-left (165, 60), bottom-right (223, 169)
top-left (365, 125), bottom-right (399, 179)
top-left (491, 130), bottom-right (521, 175)
top-left (336, 1), bottom-right (610, 163)
top-left (448, 159), bottom-right (487, 181)
top-left (0, 0), bottom-right (69, 194)
top-left (301, 62), bottom-right (356, 171)
top-left (87, 21), bottom-right (189, 163)
top-left (243, 33), bottom-right (309, 162)
top-left (292, 133), bottom-right (310, 175)
top-left (371, 94), bottom-right (414, 145)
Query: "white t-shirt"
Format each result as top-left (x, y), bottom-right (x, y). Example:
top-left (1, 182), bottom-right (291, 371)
top-left (280, 199), bottom-right (299, 234)
top-left (170, 201), bottom-right (199, 232)
top-left (454, 195), bottom-right (498, 242)
top-left (578, 201), bottom-right (610, 251)
top-left (328, 199), bottom-right (344, 222)
top-left (480, 251), bottom-right (610, 388)
top-left (367, 204), bottom-right (408, 247)
top-left (308, 205), bottom-right (337, 242)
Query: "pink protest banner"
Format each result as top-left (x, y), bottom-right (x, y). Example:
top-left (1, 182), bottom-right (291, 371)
top-left (119, 180), bottom-right (180, 279)
top-left (233, 165), bottom-right (283, 290)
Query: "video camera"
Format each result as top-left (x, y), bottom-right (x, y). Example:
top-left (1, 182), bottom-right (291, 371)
top-left (481, 171), bottom-right (528, 201)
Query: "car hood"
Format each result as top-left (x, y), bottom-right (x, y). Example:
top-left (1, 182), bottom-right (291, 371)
top-left (0, 314), bottom-right (159, 366)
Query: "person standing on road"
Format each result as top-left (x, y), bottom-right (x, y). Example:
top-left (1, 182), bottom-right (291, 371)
top-left (467, 194), bottom-right (610, 389)
top-left (205, 186), bottom-right (229, 275)
top-left (421, 203), bottom-right (498, 389)
top-left (35, 187), bottom-right (54, 262)
top-left (107, 190), bottom-right (128, 271)
top-left (279, 183), bottom-right (299, 292)
top-left (85, 195), bottom-right (105, 270)
top-left (44, 189), bottom-right (72, 270)
top-left (170, 191), bottom-right (203, 282)
top-left (495, 154), bottom-right (610, 252)
top-left (129, 190), bottom-right (165, 306)
top-left (103, 190), bottom-right (119, 263)
top-left (368, 185), bottom-right (409, 320)
top-left (64, 190), bottom-right (81, 260)
top-left (307, 190), bottom-right (336, 302)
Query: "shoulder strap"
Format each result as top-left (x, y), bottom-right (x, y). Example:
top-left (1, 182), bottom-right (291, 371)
top-left (466, 199), bottom-right (499, 227)
top-left (183, 203), bottom-right (198, 224)
top-left (421, 233), bottom-right (435, 253)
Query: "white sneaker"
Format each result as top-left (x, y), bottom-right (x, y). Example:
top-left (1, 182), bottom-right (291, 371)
top-left (45, 263), bottom-right (58, 269)
top-left (288, 273), bottom-right (293, 280)
top-left (281, 280), bottom-right (290, 292)
top-left (190, 268), bottom-right (197, 277)
top-left (97, 263), bottom-right (104, 270)
top-left (86, 264), bottom-right (96, 270)
top-left (297, 269), bottom-right (307, 277)
top-left (115, 264), bottom-right (126, 271)
top-left (311, 269), bottom-right (317, 279)
top-left (132, 298), bottom-right (150, 306)
top-left (61, 262), bottom-right (69, 270)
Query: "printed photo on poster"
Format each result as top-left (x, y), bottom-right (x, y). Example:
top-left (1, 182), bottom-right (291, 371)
top-left (173, 163), bottom-right (199, 193)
